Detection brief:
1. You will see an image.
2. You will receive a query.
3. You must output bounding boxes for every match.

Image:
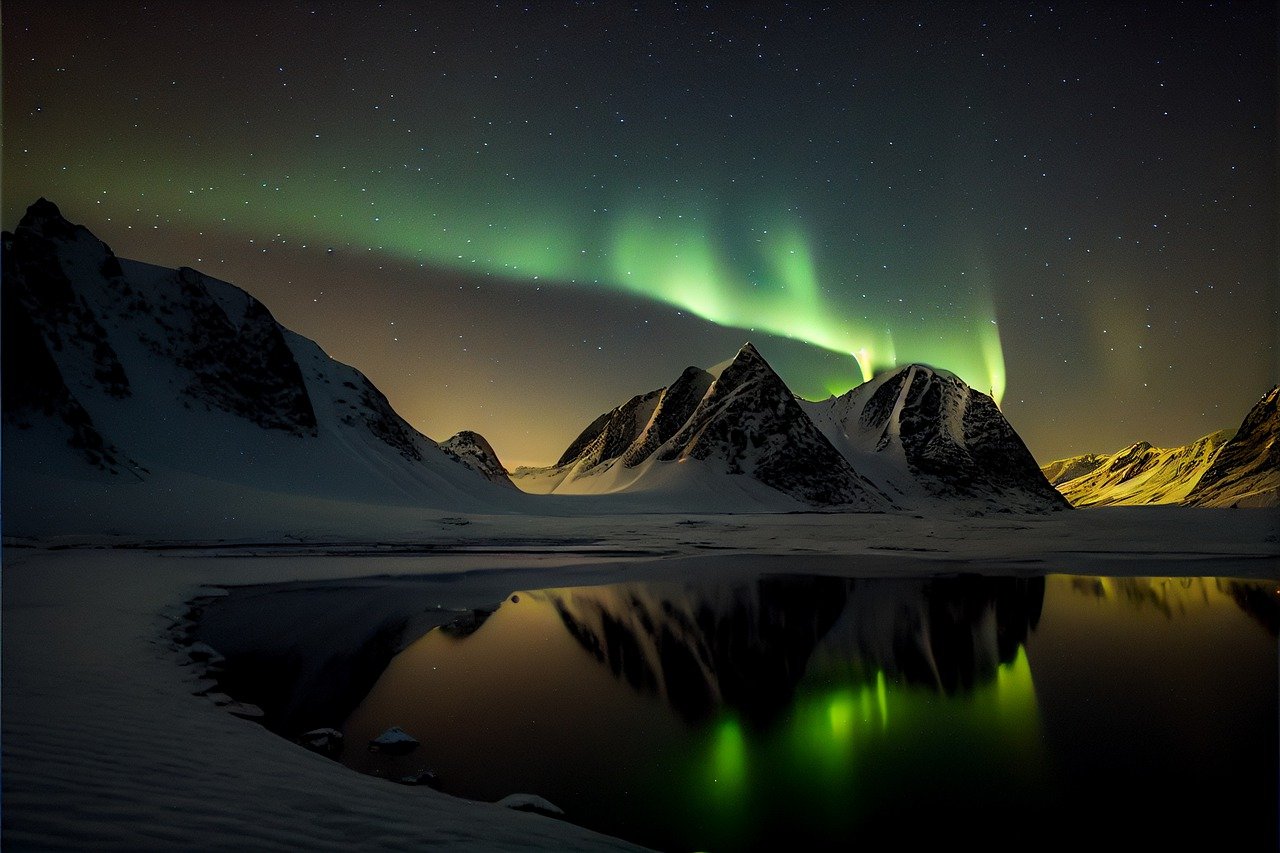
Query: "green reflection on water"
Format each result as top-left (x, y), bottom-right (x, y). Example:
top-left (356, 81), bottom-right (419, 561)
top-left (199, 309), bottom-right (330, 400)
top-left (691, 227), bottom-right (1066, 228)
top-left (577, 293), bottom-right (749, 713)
top-left (710, 717), bottom-right (748, 794)
top-left (335, 574), bottom-right (1275, 850)
top-left (688, 645), bottom-right (1042, 846)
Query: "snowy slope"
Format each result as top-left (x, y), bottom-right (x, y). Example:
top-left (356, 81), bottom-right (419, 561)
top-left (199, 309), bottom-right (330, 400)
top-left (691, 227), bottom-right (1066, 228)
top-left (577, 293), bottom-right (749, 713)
top-left (800, 364), bottom-right (1068, 513)
top-left (1046, 431), bottom-right (1232, 507)
top-left (1041, 453), bottom-right (1108, 486)
top-left (2, 199), bottom-right (524, 535)
top-left (512, 344), bottom-right (889, 510)
top-left (1187, 387), bottom-right (1279, 507)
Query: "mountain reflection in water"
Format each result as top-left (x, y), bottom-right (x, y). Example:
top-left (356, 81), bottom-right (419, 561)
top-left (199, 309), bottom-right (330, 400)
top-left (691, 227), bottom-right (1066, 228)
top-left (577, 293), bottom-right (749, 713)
top-left (341, 574), bottom-right (1277, 852)
top-left (545, 574), bottom-right (1044, 725)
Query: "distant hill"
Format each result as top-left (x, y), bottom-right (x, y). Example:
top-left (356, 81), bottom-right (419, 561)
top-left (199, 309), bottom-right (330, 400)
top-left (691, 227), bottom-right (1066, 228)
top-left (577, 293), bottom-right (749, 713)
top-left (1041, 387), bottom-right (1278, 508)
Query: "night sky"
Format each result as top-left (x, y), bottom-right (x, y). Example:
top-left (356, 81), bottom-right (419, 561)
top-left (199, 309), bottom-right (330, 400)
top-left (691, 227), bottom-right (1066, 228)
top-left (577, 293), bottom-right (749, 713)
top-left (5, 1), bottom-right (1275, 467)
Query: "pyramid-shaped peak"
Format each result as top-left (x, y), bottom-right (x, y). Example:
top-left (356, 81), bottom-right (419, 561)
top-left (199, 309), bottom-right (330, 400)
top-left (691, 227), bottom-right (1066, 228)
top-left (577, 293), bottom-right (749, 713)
top-left (25, 197), bottom-right (63, 219)
top-left (723, 342), bottom-right (773, 372)
top-left (15, 198), bottom-right (88, 243)
top-left (705, 342), bottom-right (775, 381)
top-left (718, 342), bottom-right (782, 383)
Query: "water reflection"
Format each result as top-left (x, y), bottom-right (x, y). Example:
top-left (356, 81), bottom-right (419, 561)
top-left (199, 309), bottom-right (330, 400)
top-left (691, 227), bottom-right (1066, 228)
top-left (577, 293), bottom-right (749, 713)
top-left (340, 575), bottom-right (1277, 851)
top-left (1066, 575), bottom-right (1280, 634)
top-left (545, 575), bottom-right (1044, 724)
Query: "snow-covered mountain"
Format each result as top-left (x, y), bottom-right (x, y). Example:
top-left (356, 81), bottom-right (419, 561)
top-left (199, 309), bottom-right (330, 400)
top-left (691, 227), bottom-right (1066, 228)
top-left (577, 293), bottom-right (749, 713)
top-left (1187, 387), bottom-right (1279, 507)
top-left (799, 364), bottom-right (1069, 512)
top-left (1042, 387), bottom-right (1278, 508)
top-left (512, 344), bottom-right (890, 510)
top-left (440, 430), bottom-right (513, 488)
top-left (1043, 431), bottom-right (1233, 507)
top-left (2, 199), bottom-right (522, 534)
top-left (1041, 453), bottom-right (1108, 486)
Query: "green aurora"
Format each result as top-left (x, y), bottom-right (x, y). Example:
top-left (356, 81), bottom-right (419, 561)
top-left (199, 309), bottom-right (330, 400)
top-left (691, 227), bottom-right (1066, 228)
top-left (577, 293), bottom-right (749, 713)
top-left (28, 130), bottom-right (1008, 403)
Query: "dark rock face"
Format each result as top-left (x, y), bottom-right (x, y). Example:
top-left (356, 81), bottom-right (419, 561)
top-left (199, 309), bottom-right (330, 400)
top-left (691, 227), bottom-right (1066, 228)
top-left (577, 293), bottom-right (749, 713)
top-left (656, 345), bottom-right (886, 508)
top-left (1, 207), bottom-right (140, 473)
top-left (354, 376), bottom-right (423, 462)
top-left (555, 366), bottom-right (715, 471)
top-left (557, 388), bottom-right (663, 469)
top-left (879, 367), bottom-right (1062, 506)
top-left (441, 430), bottom-right (511, 486)
top-left (4, 201), bottom-right (131, 400)
top-left (1188, 386), bottom-right (1280, 506)
top-left (860, 370), bottom-right (907, 438)
top-left (813, 364), bottom-right (1068, 512)
top-left (166, 267), bottom-right (317, 435)
top-left (961, 389), bottom-right (1066, 504)
top-left (620, 366), bottom-right (714, 468)
top-left (1, 271), bottom-right (134, 473)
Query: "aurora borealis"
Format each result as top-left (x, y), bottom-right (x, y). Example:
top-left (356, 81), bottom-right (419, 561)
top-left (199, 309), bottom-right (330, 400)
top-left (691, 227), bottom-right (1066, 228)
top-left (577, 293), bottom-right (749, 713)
top-left (4, 2), bottom-right (1275, 466)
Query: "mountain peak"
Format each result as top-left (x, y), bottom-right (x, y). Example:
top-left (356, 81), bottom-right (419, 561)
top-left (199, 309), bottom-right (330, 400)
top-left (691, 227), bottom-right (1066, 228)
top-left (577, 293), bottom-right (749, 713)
top-left (515, 343), bottom-right (887, 509)
top-left (729, 341), bottom-right (773, 369)
top-left (17, 197), bottom-right (78, 240)
top-left (3, 201), bottom-right (522, 524)
top-left (23, 197), bottom-right (63, 221)
top-left (800, 361), bottom-right (1068, 512)
top-left (886, 362), bottom-right (963, 384)
top-left (441, 430), bottom-right (513, 487)
top-left (718, 341), bottom-right (779, 383)
top-left (1187, 384), bottom-right (1280, 507)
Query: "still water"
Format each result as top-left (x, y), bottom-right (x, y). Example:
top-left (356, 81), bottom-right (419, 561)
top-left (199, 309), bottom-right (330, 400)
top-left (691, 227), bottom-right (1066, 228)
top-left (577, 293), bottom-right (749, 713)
top-left (341, 575), bottom-right (1278, 851)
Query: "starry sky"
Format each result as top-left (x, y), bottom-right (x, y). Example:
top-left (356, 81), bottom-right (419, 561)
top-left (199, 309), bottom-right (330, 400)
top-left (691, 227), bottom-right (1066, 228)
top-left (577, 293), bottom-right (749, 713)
top-left (5, 1), bottom-right (1275, 467)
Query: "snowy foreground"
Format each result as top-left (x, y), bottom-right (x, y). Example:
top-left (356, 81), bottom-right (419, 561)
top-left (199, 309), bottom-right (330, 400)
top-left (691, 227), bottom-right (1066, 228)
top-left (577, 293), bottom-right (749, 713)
top-left (3, 507), bottom-right (1277, 851)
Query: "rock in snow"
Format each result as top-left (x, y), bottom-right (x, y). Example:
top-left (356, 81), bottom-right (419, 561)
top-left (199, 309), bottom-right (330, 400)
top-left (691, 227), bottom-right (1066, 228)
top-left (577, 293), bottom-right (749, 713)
top-left (368, 726), bottom-right (419, 754)
top-left (299, 728), bottom-right (345, 756)
top-left (398, 768), bottom-right (440, 787)
top-left (440, 429), bottom-right (514, 487)
top-left (496, 793), bottom-right (565, 816)
top-left (225, 702), bottom-right (265, 720)
top-left (185, 642), bottom-right (225, 666)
